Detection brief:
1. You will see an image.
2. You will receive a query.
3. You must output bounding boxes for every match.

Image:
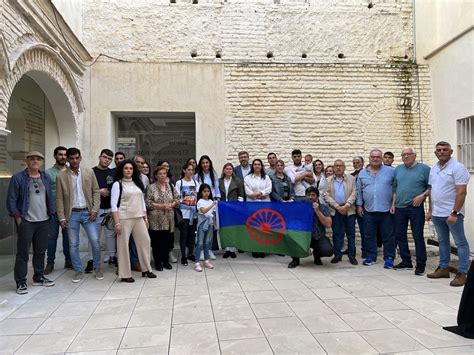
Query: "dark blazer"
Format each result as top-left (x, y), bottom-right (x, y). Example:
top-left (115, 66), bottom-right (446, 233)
top-left (218, 177), bottom-right (244, 201)
top-left (270, 173), bottom-right (294, 201)
top-left (234, 165), bottom-right (244, 181)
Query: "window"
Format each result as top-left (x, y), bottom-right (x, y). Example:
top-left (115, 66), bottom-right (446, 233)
top-left (457, 115), bottom-right (474, 171)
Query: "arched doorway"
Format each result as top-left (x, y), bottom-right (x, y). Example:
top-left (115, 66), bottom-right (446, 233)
top-left (0, 46), bottom-right (83, 277)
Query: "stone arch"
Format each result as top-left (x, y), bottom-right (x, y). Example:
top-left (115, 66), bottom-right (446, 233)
top-left (0, 44), bottom-right (84, 145)
top-left (360, 97), bottom-right (432, 162)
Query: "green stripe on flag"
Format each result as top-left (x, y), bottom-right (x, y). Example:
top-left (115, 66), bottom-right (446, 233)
top-left (219, 225), bottom-right (311, 258)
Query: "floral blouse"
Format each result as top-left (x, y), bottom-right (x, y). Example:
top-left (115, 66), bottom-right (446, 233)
top-left (145, 183), bottom-right (179, 232)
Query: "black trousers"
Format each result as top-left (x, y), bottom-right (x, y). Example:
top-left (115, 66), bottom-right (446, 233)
top-left (14, 219), bottom-right (50, 284)
top-left (444, 262), bottom-right (474, 338)
top-left (149, 229), bottom-right (172, 267)
top-left (179, 219), bottom-right (195, 258)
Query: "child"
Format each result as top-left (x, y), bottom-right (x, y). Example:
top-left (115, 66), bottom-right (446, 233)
top-left (194, 184), bottom-right (217, 272)
top-left (297, 154), bottom-right (314, 189)
top-left (288, 186), bottom-right (333, 268)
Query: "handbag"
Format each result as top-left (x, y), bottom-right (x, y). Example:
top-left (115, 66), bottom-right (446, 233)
top-left (169, 182), bottom-right (183, 228)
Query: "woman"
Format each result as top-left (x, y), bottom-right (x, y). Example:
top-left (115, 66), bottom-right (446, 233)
top-left (194, 155), bottom-right (220, 259)
top-left (218, 163), bottom-right (244, 258)
top-left (244, 159), bottom-right (272, 258)
top-left (324, 165), bottom-right (334, 178)
top-left (142, 162), bottom-right (152, 182)
top-left (145, 166), bottom-right (179, 271)
top-left (175, 163), bottom-right (200, 266)
top-left (312, 159), bottom-right (325, 190)
top-left (111, 160), bottom-right (156, 282)
top-left (156, 160), bottom-right (178, 263)
top-left (270, 159), bottom-right (294, 202)
top-left (186, 158), bottom-right (197, 169)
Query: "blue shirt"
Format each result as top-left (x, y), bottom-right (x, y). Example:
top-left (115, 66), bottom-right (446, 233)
top-left (356, 165), bottom-right (394, 212)
top-left (334, 177), bottom-right (346, 205)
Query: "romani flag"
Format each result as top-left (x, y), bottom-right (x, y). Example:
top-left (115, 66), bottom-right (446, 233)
top-left (218, 202), bottom-right (314, 258)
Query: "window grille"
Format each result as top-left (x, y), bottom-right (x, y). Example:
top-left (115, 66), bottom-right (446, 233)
top-left (457, 115), bottom-right (474, 171)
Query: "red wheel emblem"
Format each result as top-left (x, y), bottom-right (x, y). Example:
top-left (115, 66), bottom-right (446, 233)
top-left (246, 209), bottom-right (286, 245)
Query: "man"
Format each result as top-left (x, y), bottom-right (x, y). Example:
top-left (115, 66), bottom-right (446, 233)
top-left (7, 151), bottom-right (55, 294)
top-left (114, 151), bottom-right (126, 169)
top-left (426, 141), bottom-right (470, 287)
top-left (234, 151), bottom-right (251, 181)
top-left (284, 149), bottom-right (315, 202)
top-left (383, 151), bottom-right (395, 167)
top-left (356, 148), bottom-right (395, 268)
top-left (288, 187), bottom-right (332, 268)
top-left (392, 147), bottom-right (430, 275)
top-left (56, 147), bottom-right (102, 283)
top-left (351, 155), bottom-right (366, 256)
top-left (266, 152), bottom-right (277, 176)
top-left (44, 146), bottom-right (71, 274)
top-left (92, 149), bottom-right (117, 266)
top-left (325, 159), bottom-right (358, 265)
top-left (133, 155), bottom-right (150, 189)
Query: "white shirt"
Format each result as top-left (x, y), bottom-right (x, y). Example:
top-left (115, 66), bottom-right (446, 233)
top-left (70, 168), bottom-right (87, 208)
top-left (244, 174), bottom-right (272, 202)
top-left (284, 164), bottom-right (308, 197)
top-left (429, 158), bottom-right (470, 217)
top-left (224, 178), bottom-right (231, 199)
top-left (197, 198), bottom-right (215, 217)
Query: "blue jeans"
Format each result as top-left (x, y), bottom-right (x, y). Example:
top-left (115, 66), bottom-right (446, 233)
top-left (332, 213), bottom-right (356, 258)
top-left (432, 214), bottom-right (470, 273)
top-left (47, 214), bottom-right (71, 264)
top-left (195, 223), bottom-right (213, 261)
top-left (68, 210), bottom-right (101, 272)
top-left (394, 205), bottom-right (426, 266)
top-left (363, 211), bottom-right (395, 261)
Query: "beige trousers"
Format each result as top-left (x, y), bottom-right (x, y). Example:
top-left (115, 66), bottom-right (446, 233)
top-left (117, 217), bottom-right (152, 278)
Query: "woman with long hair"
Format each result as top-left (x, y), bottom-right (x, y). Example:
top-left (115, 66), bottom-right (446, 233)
top-left (175, 163), bottom-right (200, 265)
top-left (145, 166), bottom-right (179, 271)
top-left (218, 163), bottom-right (244, 258)
top-left (244, 159), bottom-right (272, 258)
top-left (194, 155), bottom-right (220, 259)
top-left (111, 160), bottom-right (156, 282)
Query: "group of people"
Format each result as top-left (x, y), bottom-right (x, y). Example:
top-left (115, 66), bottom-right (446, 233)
top-left (6, 141), bottom-right (471, 295)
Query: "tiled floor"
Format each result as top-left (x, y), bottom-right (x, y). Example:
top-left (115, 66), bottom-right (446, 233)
top-left (0, 252), bottom-right (473, 354)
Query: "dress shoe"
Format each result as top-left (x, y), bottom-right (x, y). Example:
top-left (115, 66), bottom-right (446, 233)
top-left (331, 256), bottom-right (342, 264)
top-left (156, 263), bottom-right (163, 271)
top-left (450, 272), bottom-right (466, 287)
top-left (142, 271), bottom-right (157, 278)
top-left (223, 251), bottom-right (231, 259)
top-left (131, 263), bottom-right (141, 272)
top-left (121, 277), bottom-right (135, 283)
top-left (349, 257), bottom-right (358, 265)
top-left (314, 256), bottom-right (323, 265)
top-left (84, 260), bottom-right (93, 273)
top-left (288, 258), bottom-right (300, 269)
top-left (44, 263), bottom-right (54, 275)
top-left (181, 257), bottom-right (188, 266)
top-left (230, 252), bottom-right (237, 258)
top-left (163, 262), bottom-right (172, 270)
top-left (427, 267), bottom-right (450, 279)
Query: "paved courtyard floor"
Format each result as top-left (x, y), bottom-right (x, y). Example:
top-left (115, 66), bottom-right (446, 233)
top-left (0, 252), bottom-right (473, 354)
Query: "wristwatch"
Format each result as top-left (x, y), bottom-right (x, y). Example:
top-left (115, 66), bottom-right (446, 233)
top-left (451, 210), bottom-right (458, 216)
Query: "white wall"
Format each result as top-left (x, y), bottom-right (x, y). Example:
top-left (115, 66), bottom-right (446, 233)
top-left (415, 0), bottom-right (474, 247)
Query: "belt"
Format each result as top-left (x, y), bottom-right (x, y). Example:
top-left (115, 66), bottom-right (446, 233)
top-left (72, 207), bottom-right (87, 212)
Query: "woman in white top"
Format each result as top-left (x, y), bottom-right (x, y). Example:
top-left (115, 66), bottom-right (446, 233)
top-left (244, 159), bottom-right (272, 202)
top-left (244, 159), bottom-right (272, 258)
top-left (111, 160), bottom-right (156, 282)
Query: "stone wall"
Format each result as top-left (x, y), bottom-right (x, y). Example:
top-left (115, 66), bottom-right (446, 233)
top-left (81, 0), bottom-right (414, 62)
top-left (223, 62), bottom-right (433, 167)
